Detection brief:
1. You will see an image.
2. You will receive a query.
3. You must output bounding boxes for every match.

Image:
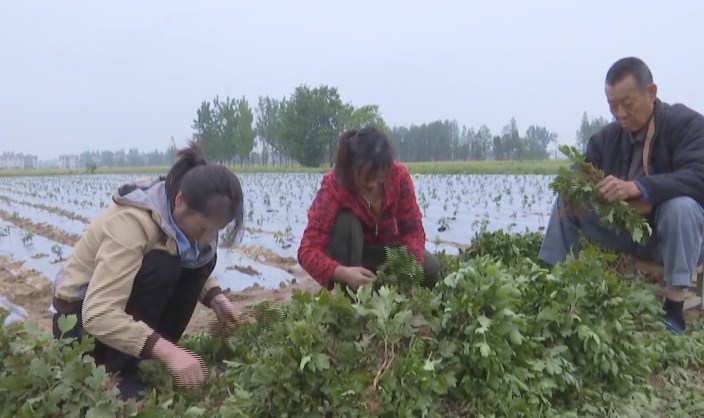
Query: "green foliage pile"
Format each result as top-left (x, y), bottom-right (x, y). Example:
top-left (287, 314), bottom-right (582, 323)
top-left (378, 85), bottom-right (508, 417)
top-left (459, 229), bottom-right (545, 266)
top-left (3, 236), bottom-right (704, 417)
top-left (550, 144), bottom-right (652, 244)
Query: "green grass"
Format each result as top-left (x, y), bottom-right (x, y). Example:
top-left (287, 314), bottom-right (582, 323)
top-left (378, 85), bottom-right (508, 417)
top-left (0, 159), bottom-right (569, 177)
top-left (403, 159), bottom-right (568, 175)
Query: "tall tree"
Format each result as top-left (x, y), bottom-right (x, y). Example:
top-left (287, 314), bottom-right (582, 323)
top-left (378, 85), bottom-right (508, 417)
top-left (342, 104), bottom-right (389, 132)
top-left (114, 149), bottom-right (126, 166)
top-left (100, 150), bottom-right (115, 167)
top-left (576, 112), bottom-right (611, 152)
top-left (458, 126), bottom-right (472, 161)
top-left (495, 118), bottom-right (522, 160)
top-left (192, 100), bottom-right (220, 160)
top-left (281, 85), bottom-right (344, 167)
top-left (524, 125), bottom-right (557, 159)
top-left (473, 125), bottom-right (493, 161)
top-left (235, 97), bottom-right (255, 165)
top-left (256, 96), bottom-right (287, 164)
top-left (447, 120), bottom-right (461, 161)
top-left (127, 148), bottom-right (144, 166)
top-left (216, 97), bottom-right (239, 164)
top-left (166, 137), bottom-right (177, 165)
top-left (390, 125), bottom-right (409, 160)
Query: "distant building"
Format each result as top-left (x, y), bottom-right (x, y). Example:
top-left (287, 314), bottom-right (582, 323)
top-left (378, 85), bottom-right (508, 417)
top-left (23, 154), bottom-right (38, 169)
top-left (0, 152), bottom-right (38, 170)
top-left (58, 154), bottom-right (80, 170)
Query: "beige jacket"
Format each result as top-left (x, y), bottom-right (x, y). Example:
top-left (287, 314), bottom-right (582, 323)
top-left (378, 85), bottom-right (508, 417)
top-left (52, 178), bottom-right (222, 358)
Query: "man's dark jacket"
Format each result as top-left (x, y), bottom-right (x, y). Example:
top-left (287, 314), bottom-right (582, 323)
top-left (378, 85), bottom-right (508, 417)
top-left (585, 99), bottom-right (704, 209)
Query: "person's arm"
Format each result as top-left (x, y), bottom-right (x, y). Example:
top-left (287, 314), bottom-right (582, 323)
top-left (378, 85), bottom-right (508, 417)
top-left (210, 293), bottom-right (243, 335)
top-left (297, 175), bottom-right (343, 288)
top-left (395, 165), bottom-right (426, 264)
top-left (200, 276), bottom-right (223, 307)
top-left (81, 210), bottom-right (160, 358)
top-left (637, 112), bottom-right (704, 206)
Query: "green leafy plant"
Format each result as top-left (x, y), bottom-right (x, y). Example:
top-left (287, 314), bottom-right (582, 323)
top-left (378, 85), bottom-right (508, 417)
top-left (437, 216), bottom-right (452, 232)
top-left (272, 226), bottom-right (294, 249)
top-left (435, 246), bottom-right (663, 416)
top-left (550, 144), bottom-right (652, 244)
top-left (0, 312), bottom-right (134, 417)
top-left (51, 243), bottom-right (64, 262)
top-left (460, 229), bottom-right (545, 266)
top-left (21, 228), bottom-right (34, 246)
top-left (375, 246), bottom-right (425, 292)
top-left (3, 234), bottom-right (704, 417)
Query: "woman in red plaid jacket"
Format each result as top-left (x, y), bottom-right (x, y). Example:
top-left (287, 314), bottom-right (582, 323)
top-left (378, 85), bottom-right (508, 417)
top-left (297, 126), bottom-right (441, 290)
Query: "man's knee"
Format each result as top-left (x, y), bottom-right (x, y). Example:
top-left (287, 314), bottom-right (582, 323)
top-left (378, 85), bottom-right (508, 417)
top-left (656, 197), bottom-right (704, 229)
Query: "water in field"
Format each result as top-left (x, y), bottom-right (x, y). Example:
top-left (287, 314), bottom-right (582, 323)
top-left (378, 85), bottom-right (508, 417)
top-left (0, 173), bottom-right (556, 290)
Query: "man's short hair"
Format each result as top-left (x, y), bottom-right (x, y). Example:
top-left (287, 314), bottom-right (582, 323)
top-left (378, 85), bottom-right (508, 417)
top-left (605, 57), bottom-right (653, 90)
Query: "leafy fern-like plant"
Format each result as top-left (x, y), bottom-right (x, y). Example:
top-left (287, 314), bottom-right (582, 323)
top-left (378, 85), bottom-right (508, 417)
top-left (550, 145), bottom-right (652, 244)
top-left (376, 246), bottom-right (425, 292)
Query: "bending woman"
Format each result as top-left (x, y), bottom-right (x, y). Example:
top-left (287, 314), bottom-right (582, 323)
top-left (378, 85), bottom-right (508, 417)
top-left (298, 126), bottom-right (440, 290)
top-left (52, 141), bottom-right (244, 399)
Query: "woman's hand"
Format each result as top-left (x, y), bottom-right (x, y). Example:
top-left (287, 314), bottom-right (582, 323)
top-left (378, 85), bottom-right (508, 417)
top-left (152, 337), bottom-right (208, 388)
top-left (333, 265), bottom-right (377, 290)
top-left (211, 294), bottom-right (242, 335)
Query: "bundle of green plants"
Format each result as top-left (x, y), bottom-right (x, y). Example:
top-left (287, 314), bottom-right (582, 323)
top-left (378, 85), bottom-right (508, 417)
top-left (550, 145), bottom-right (651, 244)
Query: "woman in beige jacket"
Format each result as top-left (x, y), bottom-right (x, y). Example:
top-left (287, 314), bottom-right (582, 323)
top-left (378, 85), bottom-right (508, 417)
top-left (52, 141), bottom-right (244, 399)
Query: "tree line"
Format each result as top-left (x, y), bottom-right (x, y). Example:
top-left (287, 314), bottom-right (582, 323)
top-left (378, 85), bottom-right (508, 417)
top-left (391, 118), bottom-right (557, 162)
top-left (76, 85), bottom-right (612, 168)
top-left (79, 145), bottom-right (176, 168)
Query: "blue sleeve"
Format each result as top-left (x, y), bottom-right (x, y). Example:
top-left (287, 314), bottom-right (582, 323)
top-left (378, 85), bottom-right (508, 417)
top-left (635, 179), bottom-right (651, 202)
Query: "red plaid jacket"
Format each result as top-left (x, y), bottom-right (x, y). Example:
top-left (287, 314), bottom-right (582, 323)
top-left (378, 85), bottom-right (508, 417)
top-left (298, 161), bottom-right (426, 288)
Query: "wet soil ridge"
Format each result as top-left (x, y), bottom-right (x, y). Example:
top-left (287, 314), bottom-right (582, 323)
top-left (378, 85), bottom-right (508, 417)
top-left (0, 208), bottom-right (79, 246)
top-left (0, 194), bottom-right (91, 224)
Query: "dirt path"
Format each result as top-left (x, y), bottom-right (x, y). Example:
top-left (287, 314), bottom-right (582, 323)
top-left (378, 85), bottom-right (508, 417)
top-left (0, 252), bottom-right (320, 335)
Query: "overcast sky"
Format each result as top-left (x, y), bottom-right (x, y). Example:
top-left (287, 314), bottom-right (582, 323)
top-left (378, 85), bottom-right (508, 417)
top-left (2, 1), bottom-right (704, 160)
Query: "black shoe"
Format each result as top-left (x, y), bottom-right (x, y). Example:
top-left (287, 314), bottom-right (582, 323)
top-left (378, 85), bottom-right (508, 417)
top-left (664, 316), bottom-right (686, 335)
top-left (663, 299), bottom-right (686, 336)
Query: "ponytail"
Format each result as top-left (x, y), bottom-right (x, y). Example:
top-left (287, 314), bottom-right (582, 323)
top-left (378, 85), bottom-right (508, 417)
top-left (333, 130), bottom-right (357, 184)
top-left (165, 140), bottom-right (245, 243)
top-left (165, 140), bottom-right (207, 208)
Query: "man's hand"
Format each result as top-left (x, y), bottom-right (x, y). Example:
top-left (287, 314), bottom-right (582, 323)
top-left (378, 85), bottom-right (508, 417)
top-left (152, 337), bottom-right (208, 388)
top-left (333, 266), bottom-right (376, 290)
top-left (597, 176), bottom-right (641, 202)
top-left (211, 294), bottom-right (242, 335)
